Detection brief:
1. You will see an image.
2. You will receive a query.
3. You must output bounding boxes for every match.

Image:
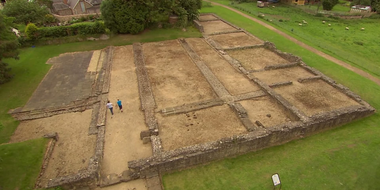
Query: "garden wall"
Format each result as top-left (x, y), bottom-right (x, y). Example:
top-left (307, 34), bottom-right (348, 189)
top-left (53, 13), bottom-right (100, 22)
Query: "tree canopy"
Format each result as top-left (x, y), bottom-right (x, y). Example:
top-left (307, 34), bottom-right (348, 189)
top-left (0, 13), bottom-right (19, 84)
top-left (2, 0), bottom-right (49, 24)
top-left (100, 0), bottom-right (202, 34)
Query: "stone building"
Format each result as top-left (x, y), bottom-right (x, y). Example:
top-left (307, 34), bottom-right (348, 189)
top-left (52, 0), bottom-right (102, 15)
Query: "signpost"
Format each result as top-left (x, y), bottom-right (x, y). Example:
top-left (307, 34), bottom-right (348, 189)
top-left (271, 173), bottom-right (282, 190)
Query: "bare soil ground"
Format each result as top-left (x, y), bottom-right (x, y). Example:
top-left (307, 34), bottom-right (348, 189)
top-left (240, 96), bottom-right (296, 128)
top-left (157, 105), bottom-right (247, 151)
top-left (275, 80), bottom-right (360, 116)
top-left (227, 48), bottom-right (291, 71)
top-left (186, 38), bottom-right (261, 95)
top-left (210, 32), bottom-right (263, 49)
top-left (143, 40), bottom-right (216, 109)
top-left (252, 66), bottom-right (316, 85)
top-left (101, 46), bottom-right (152, 175)
top-left (10, 110), bottom-right (95, 187)
top-left (201, 20), bottom-right (238, 34)
top-left (199, 14), bottom-right (218, 21)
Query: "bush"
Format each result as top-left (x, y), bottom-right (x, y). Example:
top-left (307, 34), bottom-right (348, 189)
top-left (23, 21), bottom-right (106, 40)
top-left (100, 0), bottom-right (202, 34)
top-left (2, 0), bottom-right (49, 24)
top-left (44, 14), bottom-right (57, 24)
top-left (322, 0), bottom-right (339, 10)
top-left (25, 23), bottom-right (39, 40)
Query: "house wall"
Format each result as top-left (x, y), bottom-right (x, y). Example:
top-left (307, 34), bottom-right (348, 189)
top-left (58, 9), bottom-right (73, 16)
top-left (72, 0), bottom-right (92, 15)
top-left (86, 5), bottom-right (100, 14)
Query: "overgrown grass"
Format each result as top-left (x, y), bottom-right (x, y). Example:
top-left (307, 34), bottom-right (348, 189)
top-left (162, 4), bottom-right (380, 190)
top-left (212, 0), bottom-right (380, 79)
top-left (0, 26), bottom-right (201, 144)
top-left (0, 138), bottom-right (49, 190)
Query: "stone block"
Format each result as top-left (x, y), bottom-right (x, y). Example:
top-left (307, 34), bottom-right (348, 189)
top-left (140, 130), bottom-right (151, 140)
top-left (143, 137), bottom-right (151, 144)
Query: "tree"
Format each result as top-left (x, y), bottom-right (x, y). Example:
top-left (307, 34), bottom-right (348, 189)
top-left (0, 13), bottom-right (19, 84)
top-left (322, 0), bottom-right (339, 10)
top-left (2, 0), bottom-right (49, 24)
top-left (101, 0), bottom-right (150, 34)
top-left (101, 0), bottom-right (202, 34)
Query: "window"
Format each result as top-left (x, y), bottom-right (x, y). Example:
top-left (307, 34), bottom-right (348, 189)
top-left (80, 2), bottom-right (85, 13)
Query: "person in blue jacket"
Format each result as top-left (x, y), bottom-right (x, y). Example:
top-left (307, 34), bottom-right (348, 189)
top-left (117, 99), bottom-right (123, 112)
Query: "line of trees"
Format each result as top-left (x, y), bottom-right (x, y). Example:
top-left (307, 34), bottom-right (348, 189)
top-left (0, 12), bottom-right (19, 84)
top-left (100, 0), bottom-right (202, 34)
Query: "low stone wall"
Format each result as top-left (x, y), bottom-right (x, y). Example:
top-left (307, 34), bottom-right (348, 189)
top-left (264, 42), bottom-right (302, 63)
top-left (8, 99), bottom-right (98, 121)
top-left (128, 102), bottom-right (373, 177)
top-left (53, 13), bottom-right (100, 22)
top-left (193, 20), bottom-right (204, 33)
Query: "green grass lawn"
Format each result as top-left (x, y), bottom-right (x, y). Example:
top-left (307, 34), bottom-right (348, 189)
top-left (162, 4), bottom-right (380, 190)
top-left (0, 138), bottom-right (49, 190)
top-left (212, 0), bottom-right (380, 79)
top-left (0, 27), bottom-right (201, 189)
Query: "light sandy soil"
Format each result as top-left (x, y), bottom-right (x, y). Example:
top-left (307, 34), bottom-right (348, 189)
top-left (275, 80), bottom-right (360, 116)
top-left (186, 38), bottom-right (261, 95)
top-left (252, 66), bottom-right (316, 85)
top-left (240, 96), bottom-right (296, 128)
top-left (199, 14), bottom-right (218, 21)
top-left (10, 110), bottom-right (95, 187)
top-left (101, 46), bottom-right (152, 175)
top-left (143, 40), bottom-right (216, 109)
top-left (94, 179), bottom-right (147, 190)
top-left (210, 32), bottom-right (263, 49)
top-left (157, 105), bottom-right (247, 151)
top-left (227, 48), bottom-right (291, 71)
top-left (201, 20), bottom-right (238, 34)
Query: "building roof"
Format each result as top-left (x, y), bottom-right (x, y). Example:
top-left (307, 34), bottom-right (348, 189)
top-left (86, 0), bottom-right (102, 6)
top-left (67, 0), bottom-right (79, 9)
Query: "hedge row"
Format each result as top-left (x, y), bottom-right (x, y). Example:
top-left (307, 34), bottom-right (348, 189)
top-left (26, 21), bottom-right (105, 39)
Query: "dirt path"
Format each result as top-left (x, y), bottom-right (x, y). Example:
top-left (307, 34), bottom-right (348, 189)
top-left (205, 0), bottom-right (380, 86)
top-left (101, 46), bottom-right (152, 178)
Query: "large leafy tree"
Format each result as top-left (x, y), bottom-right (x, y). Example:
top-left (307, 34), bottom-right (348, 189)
top-left (101, 0), bottom-right (202, 34)
top-left (0, 13), bottom-right (19, 84)
top-left (2, 0), bottom-right (49, 24)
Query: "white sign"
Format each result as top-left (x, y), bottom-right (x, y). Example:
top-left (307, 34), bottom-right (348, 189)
top-left (272, 173), bottom-right (281, 186)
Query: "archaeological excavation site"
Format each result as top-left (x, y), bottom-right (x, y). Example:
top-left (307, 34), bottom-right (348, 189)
top-left (9, 14), bottom-right (375, 189)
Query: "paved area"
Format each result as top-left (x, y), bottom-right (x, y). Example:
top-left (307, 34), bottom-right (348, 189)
top-left (22, 52), bottom-right (95, 111)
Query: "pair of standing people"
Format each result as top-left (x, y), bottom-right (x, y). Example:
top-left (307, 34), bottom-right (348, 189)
top-left (106, 99), bottom-right (123, 116)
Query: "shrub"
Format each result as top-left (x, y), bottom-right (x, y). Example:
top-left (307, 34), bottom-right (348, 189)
top-left (322, 0), bottom-right (339, 11)
top-left (100, 0), bottom-right (202, 34)
top-left (24, 21), bottom-right (106, 40)
top-left (25, 23), bottom-right (39, 40)
top-left (2, 0), bottom-right (49, 24)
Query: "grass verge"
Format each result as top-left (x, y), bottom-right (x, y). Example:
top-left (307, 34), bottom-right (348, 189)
top-left (0, 138), bottom-right (49, 190)
top-left (162, 4), bottom-right (380, 190)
